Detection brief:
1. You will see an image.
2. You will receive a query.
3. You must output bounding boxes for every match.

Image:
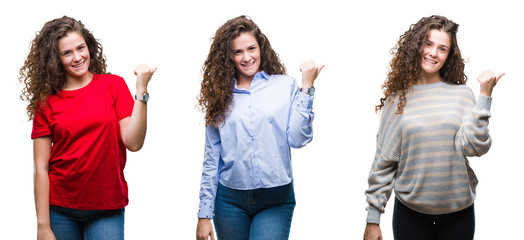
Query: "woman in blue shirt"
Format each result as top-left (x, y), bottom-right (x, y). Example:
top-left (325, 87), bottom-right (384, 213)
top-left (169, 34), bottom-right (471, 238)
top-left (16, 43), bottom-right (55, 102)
top-left (196, 15), bottom-right (324, 240)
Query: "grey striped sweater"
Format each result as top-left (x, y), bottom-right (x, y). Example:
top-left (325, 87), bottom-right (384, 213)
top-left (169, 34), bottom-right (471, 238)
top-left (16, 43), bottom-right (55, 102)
top-left (365, 81), bottom-right (492, 224)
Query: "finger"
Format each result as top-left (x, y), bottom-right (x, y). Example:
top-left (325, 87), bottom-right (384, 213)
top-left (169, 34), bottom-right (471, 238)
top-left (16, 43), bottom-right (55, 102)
top-left (318, 64), bottom-right (325, 73)
top-left (300, 61), bottom-right (316, 71)
top-left (496, 72), bottom-right (505, 81)
top-left (134, 65), bottom-right (144, 76)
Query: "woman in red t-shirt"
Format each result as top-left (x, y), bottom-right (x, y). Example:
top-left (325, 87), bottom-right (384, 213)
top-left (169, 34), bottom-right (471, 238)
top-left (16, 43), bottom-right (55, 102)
top-left (19, 16), bottom-right (156, 240)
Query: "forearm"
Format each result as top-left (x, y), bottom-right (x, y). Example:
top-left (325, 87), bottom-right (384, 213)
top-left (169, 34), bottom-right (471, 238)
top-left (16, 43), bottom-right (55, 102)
top-left (287, 93), bottom-right (314, 148)
top-left (365, 148), bottom-right (398, 224)
top-left (458, 95), bottom-right (492, 156)
top-left (198, 126), bottom-right (221, 218)
top-left (124, 100), bottom-right (147, 151)
top-left (122, 64), bottom-right (156, 151)
top-left (33, 137), bottom-right (52, 228)
top-left (34, 170), bottom-right (50, 227)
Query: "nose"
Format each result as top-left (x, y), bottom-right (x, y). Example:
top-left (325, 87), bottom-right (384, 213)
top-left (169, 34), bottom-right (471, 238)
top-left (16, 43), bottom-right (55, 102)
top-left (429, 46), bottom-right (437, 57)
top-left (242, 52), bottom-right (252, 62)
top-left (72, 51), bottom-right (81, 61)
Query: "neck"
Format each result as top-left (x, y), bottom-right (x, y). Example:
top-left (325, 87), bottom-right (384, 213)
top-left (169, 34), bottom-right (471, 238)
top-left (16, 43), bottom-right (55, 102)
top-left (417, 72), bottom-right (443, 85)
top-left (64, 72), bottom-right (93, 90)
top-left (236, 75), bottom-right (254, 91)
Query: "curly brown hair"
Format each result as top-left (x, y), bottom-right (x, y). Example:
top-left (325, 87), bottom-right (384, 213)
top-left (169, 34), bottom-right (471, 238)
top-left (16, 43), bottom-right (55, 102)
top-left (19, 16), bottom-right (107, 120)
top-left (376, 15), bottom-right (467, 113)
top-left (198, 15), bottom-right (286, 127)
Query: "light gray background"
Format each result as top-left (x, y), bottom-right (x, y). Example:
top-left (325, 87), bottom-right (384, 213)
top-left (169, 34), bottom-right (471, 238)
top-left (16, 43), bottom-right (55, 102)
top-left (1, 0), bottom-right (521, 239)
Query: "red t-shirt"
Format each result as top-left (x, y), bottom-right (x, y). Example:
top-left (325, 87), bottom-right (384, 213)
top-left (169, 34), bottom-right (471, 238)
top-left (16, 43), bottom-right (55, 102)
top-left (32, 74), bottom-right (134, 210)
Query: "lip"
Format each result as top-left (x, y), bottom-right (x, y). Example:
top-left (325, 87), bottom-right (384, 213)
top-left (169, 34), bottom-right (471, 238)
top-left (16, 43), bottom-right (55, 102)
top-left (424, 57), bottom-right (437, 65)
top-left (241, 60), bottom-right (255, 68)
top-left (71, 60), bottom-right (85, 69)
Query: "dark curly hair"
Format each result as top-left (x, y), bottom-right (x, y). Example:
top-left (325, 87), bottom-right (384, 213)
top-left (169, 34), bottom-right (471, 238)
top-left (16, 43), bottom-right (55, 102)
top-left (376, 15), bottom-right (467, 113)
top-left (19, 16), bottom-right (107, 120)
top-left (198, 15), bottom-right (286, 127)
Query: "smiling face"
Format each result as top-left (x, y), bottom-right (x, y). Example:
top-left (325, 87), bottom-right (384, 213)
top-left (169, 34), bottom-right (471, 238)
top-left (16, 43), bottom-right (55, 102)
top-left (58, 31), bottom-right (91, 82)
top-left (232, 32), bottom-right (261, 83)
top-left (420, 29), bottom-right (451, 77)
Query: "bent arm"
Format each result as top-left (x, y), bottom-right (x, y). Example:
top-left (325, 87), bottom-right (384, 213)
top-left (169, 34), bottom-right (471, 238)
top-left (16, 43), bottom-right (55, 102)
top-left (119, 102), bottom-right (147, 152)
top-left (120, 65), bottom-right (157, 152)
top-left (287, 61), bottom-right (324, 148)
top-left (456, 95), bottom-right (492, 157)
top-left (456, 70), bottom-right (504, 157)
top-left (287, 89), bottom-right (315, 148)
top-left (33, 137), bottom-right (56, 239)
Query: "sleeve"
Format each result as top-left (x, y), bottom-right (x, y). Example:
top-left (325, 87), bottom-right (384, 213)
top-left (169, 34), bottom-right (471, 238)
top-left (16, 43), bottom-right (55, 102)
top-left (286, 79), bottom-right (315, 148)
top-left (31, 102), bottom-right (52, 139)
top-left (113, 75), bottom-right (134, 121)
top-left (455, 94), bottom-right (492, 157)
top-left (364, 101), bottom-right (401, 224)
top-left (198, 125), bottom-right (222, 219)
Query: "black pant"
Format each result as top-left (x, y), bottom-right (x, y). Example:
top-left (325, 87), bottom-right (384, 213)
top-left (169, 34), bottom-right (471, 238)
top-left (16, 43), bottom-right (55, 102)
top-left (393, 198), bottom-right (475, 240)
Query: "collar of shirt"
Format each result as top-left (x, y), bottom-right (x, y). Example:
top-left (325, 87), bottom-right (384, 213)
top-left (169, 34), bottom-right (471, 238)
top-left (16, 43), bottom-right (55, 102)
top-left (233, 71), bottom-right (269, 93)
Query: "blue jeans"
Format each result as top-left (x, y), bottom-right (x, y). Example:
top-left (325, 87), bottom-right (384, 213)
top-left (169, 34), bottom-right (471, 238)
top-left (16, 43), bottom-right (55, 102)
top-left (49, 205), bottom-right (125, 240)
top-left (213, 181), bottom-right (296, 240)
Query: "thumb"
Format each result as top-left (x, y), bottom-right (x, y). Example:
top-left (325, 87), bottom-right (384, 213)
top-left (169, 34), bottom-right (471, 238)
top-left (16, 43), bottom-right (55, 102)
top-left (318, 64), bottom-right (325, 73)
top-left (151, 67), bottom-right (158, 74)
top-left (495, 72), bottom-right (505, 82)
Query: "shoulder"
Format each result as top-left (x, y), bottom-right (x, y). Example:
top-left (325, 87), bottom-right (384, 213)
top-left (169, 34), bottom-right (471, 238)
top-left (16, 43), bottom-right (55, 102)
top-left (383, 94), bottom-right (400, 109)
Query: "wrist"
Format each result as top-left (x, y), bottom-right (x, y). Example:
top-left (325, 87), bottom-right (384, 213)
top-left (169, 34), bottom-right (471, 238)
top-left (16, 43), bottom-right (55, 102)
top-left (480, 91), bottom-right (491, 97)
top-left (37, 221), bottom-right (51, 228)
top-left (135, 92), bottom-right (149, 102)
top-left (301, 83), bottom-right (313, 89)
top-left (300, 86), bottom-right (315, 96)
top-left (136, 88), bottom-right (147, 95)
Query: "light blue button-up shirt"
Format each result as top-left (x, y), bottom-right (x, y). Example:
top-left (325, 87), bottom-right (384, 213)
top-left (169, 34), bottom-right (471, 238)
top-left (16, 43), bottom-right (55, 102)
top-left (198, 71), bottom-right (314, 218)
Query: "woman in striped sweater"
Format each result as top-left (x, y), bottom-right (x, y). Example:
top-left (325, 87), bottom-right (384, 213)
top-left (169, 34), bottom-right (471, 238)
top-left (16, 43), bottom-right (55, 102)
top-left (363, 15), bottom-right (504, 240)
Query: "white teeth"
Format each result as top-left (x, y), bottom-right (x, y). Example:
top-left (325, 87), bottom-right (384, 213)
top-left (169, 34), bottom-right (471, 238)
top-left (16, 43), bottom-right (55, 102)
top-left (72, 61), bottom-right (84, 68)
top-left (425, 58), bottom-right (437, 64)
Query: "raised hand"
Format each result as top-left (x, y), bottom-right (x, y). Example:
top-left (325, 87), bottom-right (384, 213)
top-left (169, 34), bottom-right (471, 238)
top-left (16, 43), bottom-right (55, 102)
top-left (134, 64), bottom-right (157, 94)
top-left (478, 69), bottom-right (504, 97)
top-left (300, 61), bottom-right (325, 88)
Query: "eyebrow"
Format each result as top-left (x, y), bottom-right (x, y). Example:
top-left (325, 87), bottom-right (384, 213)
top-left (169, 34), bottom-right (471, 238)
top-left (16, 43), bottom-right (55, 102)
top-left (428, 40), bottom-right (449, 49)
top-left (60, 43), bottom-right (86, 54)
top-left (234, 44), bottom-right (258, 51)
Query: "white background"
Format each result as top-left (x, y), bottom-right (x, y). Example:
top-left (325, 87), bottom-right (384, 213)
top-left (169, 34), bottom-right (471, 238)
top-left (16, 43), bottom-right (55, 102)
top-left (1, 0), bottom-right (522, 239)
